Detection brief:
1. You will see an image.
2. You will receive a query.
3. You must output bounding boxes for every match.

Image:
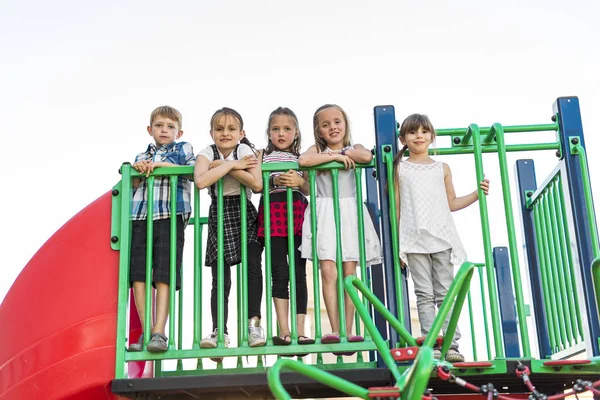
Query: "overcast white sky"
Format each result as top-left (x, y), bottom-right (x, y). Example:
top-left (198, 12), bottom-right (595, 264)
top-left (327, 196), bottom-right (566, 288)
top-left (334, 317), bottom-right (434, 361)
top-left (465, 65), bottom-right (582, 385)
top-left (2, 0), bottom-right (599, 327)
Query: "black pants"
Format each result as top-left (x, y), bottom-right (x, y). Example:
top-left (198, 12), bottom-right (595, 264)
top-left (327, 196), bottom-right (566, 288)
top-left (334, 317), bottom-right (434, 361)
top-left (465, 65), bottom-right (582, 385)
top-left (210, 241), bottom-right (263, 334)
top-left (271, 236), bottom-right (307, 314)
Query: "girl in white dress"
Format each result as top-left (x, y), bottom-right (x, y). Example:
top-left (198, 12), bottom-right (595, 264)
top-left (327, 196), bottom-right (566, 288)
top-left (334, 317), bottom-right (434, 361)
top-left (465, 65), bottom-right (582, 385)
top-left (299, 104), bottom-right (381, 350)
top-left (393, 113), bottom-right (489, 363)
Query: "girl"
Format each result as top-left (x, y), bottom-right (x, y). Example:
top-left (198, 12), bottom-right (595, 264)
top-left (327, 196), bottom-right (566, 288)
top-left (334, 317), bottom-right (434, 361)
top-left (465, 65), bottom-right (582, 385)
top-left (299, 104), bottom-right (381, 352)
top-left (194, 107), bottom-right (266, 356)
top-left (393, 113), bottom-right (490, 363)
top-left (257, 107), bottom-right (314, 347)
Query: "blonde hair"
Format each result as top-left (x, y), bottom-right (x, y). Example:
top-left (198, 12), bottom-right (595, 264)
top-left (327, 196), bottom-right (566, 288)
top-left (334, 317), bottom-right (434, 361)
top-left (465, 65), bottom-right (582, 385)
top-left (150, 105), bottom-right (182, 129)
top-left (312, 104), bottom-right (352, 152)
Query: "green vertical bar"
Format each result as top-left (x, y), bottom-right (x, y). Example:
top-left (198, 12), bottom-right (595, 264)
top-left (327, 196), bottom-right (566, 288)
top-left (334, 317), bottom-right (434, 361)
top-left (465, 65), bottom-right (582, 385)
top-left (551, 179), bottom-right (579, 344)
top-left (240, 185), bottom-right (248, 344)
top-left (533, 204), bottom-right (557, 352)
top-left (491, 124), bottom-right (530, 356)
top-left (193, 188), bottom-right (202, 348)
top-left (216, 180), bottom-right (225, 349)
top-left (287, 187), bottom-right (298, 341)
top-left (547, 182), bottom-right (573, 347)
top-left (115, 164), bottom-right (133, 378)
top-left (384, 152), bottom-right (405, 327)
top-left (467, 288), bottom-right (478, 361)
top-left (471, 124), bottom-right (504, 358)
top-left (477, 266), bottom-right (492, 360)
top-left (169, 176), bottom-right (178, 351)
top-left (542, 194), bottom-right (567, 350)
top-left (354, 168), bottom-right (368, 345)
top-left (308, 170), bottom-right (323, 364)
top-left (263, 172), bottom-right (273, 343)
top-left (557, 176), bottom-right (584, 340)
top-left (144, 176), bottom-right (155, 350)
top-left (331, 169), bottom-right (346, 340)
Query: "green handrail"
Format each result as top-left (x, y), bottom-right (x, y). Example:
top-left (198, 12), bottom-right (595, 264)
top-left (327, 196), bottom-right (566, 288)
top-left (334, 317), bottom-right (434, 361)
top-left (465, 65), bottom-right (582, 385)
top-left (490, 123), bottom-right (531, 356)
top-left (470, 124), bottom-right (504, 358)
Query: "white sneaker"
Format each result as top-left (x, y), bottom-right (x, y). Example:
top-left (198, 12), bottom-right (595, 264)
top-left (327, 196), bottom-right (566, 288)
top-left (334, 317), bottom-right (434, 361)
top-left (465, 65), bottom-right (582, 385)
top-left (433, 349), bottom-right (442, 359)
top-left (200, 329), bottom-right (230, 349)
top-left (248, 318), bottom-right (266, 347)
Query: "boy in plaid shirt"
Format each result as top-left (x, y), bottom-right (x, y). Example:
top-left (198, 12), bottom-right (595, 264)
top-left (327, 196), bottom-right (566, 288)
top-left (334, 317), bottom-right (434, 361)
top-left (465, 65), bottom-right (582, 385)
top-left (128, 105), bottom-right (195, 352)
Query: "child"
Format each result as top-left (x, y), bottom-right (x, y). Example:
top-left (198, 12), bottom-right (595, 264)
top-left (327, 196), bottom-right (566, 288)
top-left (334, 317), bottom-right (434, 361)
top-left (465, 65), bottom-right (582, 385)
top-left (393, 113), bottom-right (490, 363)
top-left (299, 104), bottom-right (381, 352)
top-left (257, 107), bottom-right (314, 347)
top-left (194, 107), bottom-right (266, 354)
top-left (129, 105), bottom-right (196, 352)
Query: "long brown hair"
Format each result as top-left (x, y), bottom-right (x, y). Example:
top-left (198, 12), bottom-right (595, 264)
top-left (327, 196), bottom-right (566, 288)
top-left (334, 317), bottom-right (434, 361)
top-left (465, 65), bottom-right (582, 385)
top-left (392, 114), bottom-right (436, 193)
top-left (312, 104), bottom-right (352, 152)
top-left (210, 107), bottom-right (257, 155)
top-left (264, 107), bottom-right (302, 155)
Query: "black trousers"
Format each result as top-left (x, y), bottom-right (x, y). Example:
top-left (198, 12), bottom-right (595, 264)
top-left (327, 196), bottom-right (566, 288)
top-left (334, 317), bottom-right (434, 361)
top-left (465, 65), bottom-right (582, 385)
top-left (270, 235), bottom-right (308, 314)
top-left (210, 242), bottom-right (263, 334)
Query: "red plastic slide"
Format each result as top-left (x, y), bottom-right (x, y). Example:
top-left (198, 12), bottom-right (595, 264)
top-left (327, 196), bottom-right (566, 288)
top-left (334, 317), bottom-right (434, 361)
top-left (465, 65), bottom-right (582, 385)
top-left (0, 191), bottom-right (143, 400)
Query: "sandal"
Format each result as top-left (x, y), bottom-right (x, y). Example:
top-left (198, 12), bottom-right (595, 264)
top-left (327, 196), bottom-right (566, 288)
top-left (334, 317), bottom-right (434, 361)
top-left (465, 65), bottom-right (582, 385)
top-left (321, 332), bottom-right (341, 344)
top-left (298, 335), bottom-right (315, 345)
top-left (272, 335), bottom-right (292, 346)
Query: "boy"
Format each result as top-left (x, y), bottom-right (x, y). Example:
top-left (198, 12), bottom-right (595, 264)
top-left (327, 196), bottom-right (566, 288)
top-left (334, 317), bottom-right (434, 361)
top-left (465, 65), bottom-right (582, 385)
top-left (128, 106), bottom-right (195, 352)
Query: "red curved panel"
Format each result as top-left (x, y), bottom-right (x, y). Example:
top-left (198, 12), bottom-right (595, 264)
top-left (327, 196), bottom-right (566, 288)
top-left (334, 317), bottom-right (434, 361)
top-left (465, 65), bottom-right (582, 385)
top-left (0, 191), bottom-right (140, 400)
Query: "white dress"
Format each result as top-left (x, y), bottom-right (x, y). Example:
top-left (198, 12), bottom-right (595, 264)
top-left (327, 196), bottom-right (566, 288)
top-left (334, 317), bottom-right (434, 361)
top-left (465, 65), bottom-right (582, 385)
top-left (300, 147), bottom-right (382, 266)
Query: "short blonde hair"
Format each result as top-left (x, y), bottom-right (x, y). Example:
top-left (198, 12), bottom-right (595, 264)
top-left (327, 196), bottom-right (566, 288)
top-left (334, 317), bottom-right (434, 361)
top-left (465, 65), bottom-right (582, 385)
top-left (150, 105), bottom-right (183, 129)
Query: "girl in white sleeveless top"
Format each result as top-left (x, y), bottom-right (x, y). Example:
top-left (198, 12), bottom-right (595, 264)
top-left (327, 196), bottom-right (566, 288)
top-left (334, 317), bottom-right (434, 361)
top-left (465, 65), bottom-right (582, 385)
top-left (393, 114), bottom-right (489, 363)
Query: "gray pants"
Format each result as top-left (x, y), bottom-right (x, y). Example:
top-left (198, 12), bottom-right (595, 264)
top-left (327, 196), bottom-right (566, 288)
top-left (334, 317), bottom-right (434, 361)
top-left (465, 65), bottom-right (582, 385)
top-left (408, 249), bottom-right (461, 349)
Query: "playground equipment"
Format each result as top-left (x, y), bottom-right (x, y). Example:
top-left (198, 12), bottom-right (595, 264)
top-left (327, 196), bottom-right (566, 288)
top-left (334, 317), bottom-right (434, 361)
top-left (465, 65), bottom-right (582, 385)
top-left (0, 96), bottom-right (598, 400)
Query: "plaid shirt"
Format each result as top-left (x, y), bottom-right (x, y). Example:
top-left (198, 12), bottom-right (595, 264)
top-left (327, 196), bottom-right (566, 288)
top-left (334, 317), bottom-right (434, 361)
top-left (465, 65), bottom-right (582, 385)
top-left (131, 141), bottom-right (196, 220)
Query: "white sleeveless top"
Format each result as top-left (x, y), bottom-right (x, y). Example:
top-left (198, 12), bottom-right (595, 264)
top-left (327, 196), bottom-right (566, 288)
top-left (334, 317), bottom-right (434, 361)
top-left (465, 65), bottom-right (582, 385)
top-left (398, 160), bottom-right (466, 266)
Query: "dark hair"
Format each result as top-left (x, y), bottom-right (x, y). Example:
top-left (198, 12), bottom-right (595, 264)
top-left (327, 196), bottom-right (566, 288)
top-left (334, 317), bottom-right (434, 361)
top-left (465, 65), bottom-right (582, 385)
top-left (312, 104), bottom-right (352, 152)
top-left (264, 107), bottom-right (302, 155)
top-left (392, 113), bottom-right (436, 192)
top-left (210, 107), bottom-right (257, 155)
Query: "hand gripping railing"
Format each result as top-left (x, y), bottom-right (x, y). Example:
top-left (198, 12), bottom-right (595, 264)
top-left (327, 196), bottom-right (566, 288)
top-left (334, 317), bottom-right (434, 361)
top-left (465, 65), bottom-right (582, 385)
top-left (266, 262), bottom-right (476, 399)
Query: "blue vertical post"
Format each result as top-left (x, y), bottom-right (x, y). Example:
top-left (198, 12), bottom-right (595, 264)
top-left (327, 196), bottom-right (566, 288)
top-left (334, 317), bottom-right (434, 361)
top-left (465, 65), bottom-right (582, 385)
top-left (493, 247), bottom-right (520, 357)
top-left (554, 96), bottom-right (600, 355)
top-left (373, 106), bottom-right (411, 345)
top-left (365, 166), bottom-right (387, 366)
top-left (515, 159), bottom-right (552, 358)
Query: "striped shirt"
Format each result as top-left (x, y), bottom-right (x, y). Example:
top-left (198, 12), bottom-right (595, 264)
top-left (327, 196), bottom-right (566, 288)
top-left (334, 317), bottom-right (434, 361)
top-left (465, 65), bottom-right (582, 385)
top-left (131, 141), bottom-right (196, 220)
top-left (263, 150), bottom-right (303, 193)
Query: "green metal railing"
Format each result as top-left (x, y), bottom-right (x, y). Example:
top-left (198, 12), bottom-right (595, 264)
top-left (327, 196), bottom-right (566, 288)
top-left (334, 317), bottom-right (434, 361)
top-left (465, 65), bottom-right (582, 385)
top-left (528, 168), bottom-right (584, 355)
top-left (113, 161), bottom-right (380, 379)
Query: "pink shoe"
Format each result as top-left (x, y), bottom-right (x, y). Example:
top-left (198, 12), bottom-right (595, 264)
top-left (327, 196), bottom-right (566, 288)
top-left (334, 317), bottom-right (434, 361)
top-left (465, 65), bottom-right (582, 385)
top-left (333, 334), bottom-right (364, 356)
top-left (321, 332), bottom-right (341, 344)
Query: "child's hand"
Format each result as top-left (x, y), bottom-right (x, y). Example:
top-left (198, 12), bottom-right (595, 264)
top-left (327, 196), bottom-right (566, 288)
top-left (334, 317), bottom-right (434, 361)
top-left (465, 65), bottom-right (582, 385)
top-left (278, 170), bottom-right (304, 187)
top-left (335, 154), bottom-right (355, 169)
top-left (479, 179), bottom-right (490, 196)
top-left (133, 160), bottom-right (152, 177)
top-left (233, 155), bottom-right (258, 170)
top-left (209, 160), bottom-right (224, 170)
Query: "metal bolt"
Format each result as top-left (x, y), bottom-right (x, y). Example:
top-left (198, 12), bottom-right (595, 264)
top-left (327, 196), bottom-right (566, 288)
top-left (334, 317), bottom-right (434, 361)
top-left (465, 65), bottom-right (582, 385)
top-left (395, 350), bottom-right (401, 356)
top-left (453, 137), bottom-right (460, 145)
top-left (384, 145), bottom-right (391, 152)
top-left (407, 349), bottom-right (413, 355)
top-left (555, 150), bottom-right (561, 158)
top-left (112, 189), bottom-right (119, 196)
top-left (571, 137), bottom-right (579, 145)
top-left (372, 171), bottom-right (377, 178)
top-left (551, 115), bottom-right (557, 122)
top-left (127, 382), bottom-right (133, 388)
top-left (526, 192), bottom-right (532, 198)
top-left (111, 236), bottom-right (119, 243)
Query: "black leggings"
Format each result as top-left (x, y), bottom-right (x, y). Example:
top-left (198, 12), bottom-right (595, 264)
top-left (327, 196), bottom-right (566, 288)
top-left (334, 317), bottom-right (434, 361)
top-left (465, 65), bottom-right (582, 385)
top-left (270, 236), bottom-right (307, 314)
top-left (210, 242), bottom-right (263, 334)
